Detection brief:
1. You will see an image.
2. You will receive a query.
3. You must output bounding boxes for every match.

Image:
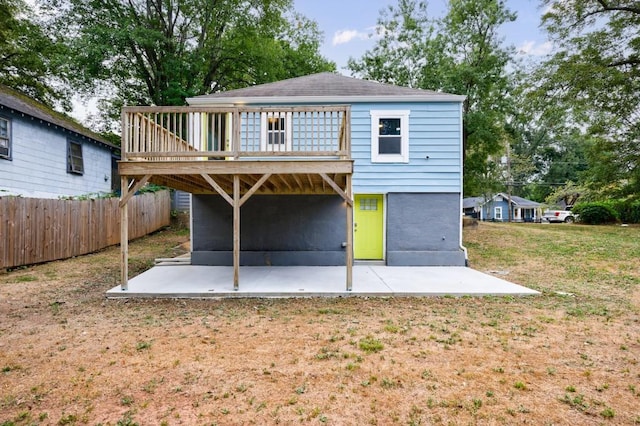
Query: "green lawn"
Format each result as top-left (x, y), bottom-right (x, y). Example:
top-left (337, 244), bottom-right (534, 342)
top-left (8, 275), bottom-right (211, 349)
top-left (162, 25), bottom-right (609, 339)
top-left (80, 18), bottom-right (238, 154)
top-left (465, 222), bottom-right (640, 315)
top-left (1, 222), bottom-right (639, 425)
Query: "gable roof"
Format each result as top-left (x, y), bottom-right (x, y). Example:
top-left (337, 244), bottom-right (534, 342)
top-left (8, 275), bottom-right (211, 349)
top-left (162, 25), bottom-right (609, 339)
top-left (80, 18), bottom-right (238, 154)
top-left (463, 196), bottom-right (485, 209)
top-left (507, 194), bottom-right (541, 207)
top-left (187, 72), bottom-right (466, 105)
top-left (0, 85), bottom-right (118, 151)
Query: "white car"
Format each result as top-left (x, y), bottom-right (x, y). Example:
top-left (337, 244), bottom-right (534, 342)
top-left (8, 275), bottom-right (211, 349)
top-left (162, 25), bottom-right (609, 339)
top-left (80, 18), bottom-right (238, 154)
top-left (542, 210), bottom-right (576, 223)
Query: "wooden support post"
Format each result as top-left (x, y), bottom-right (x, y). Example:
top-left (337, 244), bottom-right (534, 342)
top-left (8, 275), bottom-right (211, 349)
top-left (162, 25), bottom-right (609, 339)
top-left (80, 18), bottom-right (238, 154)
top-left (345, 174), bottom-right (353, 291)
top-left (233, 174), bottom-right (240, 290)
top-left (120, 176), bottom-right (129, 291)
top-left (118, 174), bottom-right (151, 208)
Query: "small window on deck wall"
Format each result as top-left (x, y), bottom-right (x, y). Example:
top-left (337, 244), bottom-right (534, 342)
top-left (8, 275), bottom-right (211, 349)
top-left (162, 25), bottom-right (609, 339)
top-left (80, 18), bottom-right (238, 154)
top-left (261, 112), bottom-right (292, 152)
top-left (0, 117), bottom-right (10, 159)
top-left (67, 140), bottom-right (84, 175)
top-left (370, 110), bottom-right (410, 163)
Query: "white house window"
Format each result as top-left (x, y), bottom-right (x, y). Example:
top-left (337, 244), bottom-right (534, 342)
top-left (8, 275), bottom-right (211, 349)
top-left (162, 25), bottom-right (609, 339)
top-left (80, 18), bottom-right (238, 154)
top-left (370, 110), bottom-right (410, 163)
top-left (0, 117), bottom-right (10, 159)
top-left (261, 112), bottom-right (292, 152)
top-left (494, 206), bottom-right (502, 220)
top-left (67, 140), bottom-right (84, 174)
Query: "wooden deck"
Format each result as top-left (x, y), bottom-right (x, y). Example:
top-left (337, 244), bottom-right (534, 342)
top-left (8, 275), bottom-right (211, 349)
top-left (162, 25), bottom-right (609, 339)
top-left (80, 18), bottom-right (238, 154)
top-left (118, 106), bottom-right (354, 292)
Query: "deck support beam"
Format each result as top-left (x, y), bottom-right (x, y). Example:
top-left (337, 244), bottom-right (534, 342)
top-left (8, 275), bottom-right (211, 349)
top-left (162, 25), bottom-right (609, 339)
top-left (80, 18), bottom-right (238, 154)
top-left (233, 175), bottom-right (240, 290)
top-left (120, 176), bottom-right (129, 291)
top-left (118, 175), bottom-right (151, 208)
top-left (240, 174), bottom-right (271, 207)
top-left (201, 173), bottom-right (233, 206)
top-left (201, 172), bottom-right (275, 291)
top-left (345, 174), bottom-right (353, 291)
top-left (119, 174), bottom-right (151, 291)
top-left (319, 173), bottom-right (353, 206)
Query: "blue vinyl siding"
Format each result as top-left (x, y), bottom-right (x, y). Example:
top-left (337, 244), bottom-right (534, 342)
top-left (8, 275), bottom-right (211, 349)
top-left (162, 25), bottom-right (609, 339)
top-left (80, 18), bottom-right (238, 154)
top-left (482, 198), bottom-right (510, 221)
top-left (351, 102), bottom-right (462, 193)
top-left (241, 100), bottom-right (463, 194)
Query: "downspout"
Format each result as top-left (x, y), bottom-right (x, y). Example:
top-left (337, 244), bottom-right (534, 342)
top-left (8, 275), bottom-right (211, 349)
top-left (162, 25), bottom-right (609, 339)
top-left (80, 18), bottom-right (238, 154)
top-left (458, 101), bottom-right (468, 266)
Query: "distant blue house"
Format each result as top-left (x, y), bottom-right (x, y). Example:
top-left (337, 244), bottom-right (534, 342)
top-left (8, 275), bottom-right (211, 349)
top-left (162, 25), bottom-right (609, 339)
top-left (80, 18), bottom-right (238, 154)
top-left (0, 85), bottom-right (119, 198)
top-left (463, 193), bottom-right (541, 222)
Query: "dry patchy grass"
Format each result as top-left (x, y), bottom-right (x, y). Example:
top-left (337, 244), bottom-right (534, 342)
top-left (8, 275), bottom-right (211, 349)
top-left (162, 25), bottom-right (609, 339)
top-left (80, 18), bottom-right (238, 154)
top-left (1, 222), bottom-right (639, 425)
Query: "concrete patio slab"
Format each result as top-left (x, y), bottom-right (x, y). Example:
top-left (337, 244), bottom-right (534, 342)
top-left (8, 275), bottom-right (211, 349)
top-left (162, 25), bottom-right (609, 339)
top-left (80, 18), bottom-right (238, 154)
top-left (106, 265), bottom-right (539, 298)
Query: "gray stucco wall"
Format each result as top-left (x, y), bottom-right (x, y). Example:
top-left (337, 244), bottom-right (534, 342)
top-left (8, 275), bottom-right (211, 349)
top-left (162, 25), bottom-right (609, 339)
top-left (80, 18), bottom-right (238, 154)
top-left (191, 194), bottom-right (347, 266)
top-left (386, 193), bottom-right (466, 266)
top-left (192, 192), bottom-right (465, 267)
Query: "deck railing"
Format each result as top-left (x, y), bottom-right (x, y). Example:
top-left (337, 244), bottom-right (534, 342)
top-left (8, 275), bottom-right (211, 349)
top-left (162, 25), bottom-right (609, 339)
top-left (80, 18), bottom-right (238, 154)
top-left (121, 106), bottom-right (351, 161)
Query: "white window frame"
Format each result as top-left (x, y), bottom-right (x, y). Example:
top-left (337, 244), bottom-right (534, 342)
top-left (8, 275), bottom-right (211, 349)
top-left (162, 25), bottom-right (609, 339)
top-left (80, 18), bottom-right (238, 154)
top-left (370, 110), bottom-right (410, 163)
top-left (0, 117), bottom-right (10, 160)
top-left (494, 206), bottom-right (503, 220)
top-left (261, 112), bottom-right (292, 152)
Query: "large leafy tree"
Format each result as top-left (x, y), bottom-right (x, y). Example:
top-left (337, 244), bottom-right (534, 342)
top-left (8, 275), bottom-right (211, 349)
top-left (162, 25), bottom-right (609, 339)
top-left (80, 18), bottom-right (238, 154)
top-left (348, 0), bottom-right (516, 196)
top-left (532, 0), bottom-right (640, 198)
top-left (0, 0), bottom-right (69, 109)
top-left (505, 107), bottom-right (589, 202)
top-left (348, 0), bottom-right (433, 88)
top-left (41, 0), bottom-right (334, 126)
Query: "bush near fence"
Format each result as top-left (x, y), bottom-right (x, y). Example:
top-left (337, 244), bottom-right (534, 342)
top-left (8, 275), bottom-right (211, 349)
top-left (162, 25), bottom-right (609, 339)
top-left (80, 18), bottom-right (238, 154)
top-left (572, 202), bottom-right (618, 224)
top-left (572, 199), bottom-right (640, 225)
top-left (0, 190), bottom-right (171, 269)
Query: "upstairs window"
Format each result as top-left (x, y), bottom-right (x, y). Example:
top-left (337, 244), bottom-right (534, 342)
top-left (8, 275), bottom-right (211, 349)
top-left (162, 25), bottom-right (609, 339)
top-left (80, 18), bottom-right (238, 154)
top-left (261, 112), bottom-right (292, 152)
top-left (67, 140), bottom-right (84, 174)
top-left (268, 116), bottom-right (285, 145)
top-left (370, 110), bottom-right (410, 163)
top-left (0, 117), bottom-right (10, 159)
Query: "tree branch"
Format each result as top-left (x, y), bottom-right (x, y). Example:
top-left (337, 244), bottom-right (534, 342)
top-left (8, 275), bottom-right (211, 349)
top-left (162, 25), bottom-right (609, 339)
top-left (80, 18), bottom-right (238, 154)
top-left (596, 0), bottom-right (640, 15)
top-left (607, 57), bottom-right (640, 68)
top-left (581, 0), bottom-right (640, 22)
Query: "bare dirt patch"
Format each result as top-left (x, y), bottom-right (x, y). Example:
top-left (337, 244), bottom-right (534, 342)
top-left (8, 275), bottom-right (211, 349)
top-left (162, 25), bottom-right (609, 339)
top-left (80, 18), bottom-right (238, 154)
top-left (1, 222), bottom-right (639, 425)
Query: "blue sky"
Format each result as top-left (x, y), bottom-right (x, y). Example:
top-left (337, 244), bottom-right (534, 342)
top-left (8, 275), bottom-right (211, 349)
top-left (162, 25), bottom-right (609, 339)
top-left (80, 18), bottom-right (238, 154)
top-left (293, 0), bottom-right (552, 73)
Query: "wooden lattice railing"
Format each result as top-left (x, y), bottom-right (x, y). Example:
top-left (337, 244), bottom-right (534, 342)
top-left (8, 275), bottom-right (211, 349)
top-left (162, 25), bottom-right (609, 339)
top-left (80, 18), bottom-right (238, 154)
top-left (121, 105), bottom-right (351, 161)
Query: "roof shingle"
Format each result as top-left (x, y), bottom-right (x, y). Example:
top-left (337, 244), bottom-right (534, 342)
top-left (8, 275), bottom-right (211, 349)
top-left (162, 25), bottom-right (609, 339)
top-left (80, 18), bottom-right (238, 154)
top-left (0, 85), bottom-right (117, 150)
top-left (188, 72), bottom-right (464, 104)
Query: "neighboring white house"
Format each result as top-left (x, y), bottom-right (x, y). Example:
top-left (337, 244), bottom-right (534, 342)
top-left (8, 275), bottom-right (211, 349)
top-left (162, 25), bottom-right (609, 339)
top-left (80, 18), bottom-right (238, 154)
top-left (0, 85), bottom-right (119, 198)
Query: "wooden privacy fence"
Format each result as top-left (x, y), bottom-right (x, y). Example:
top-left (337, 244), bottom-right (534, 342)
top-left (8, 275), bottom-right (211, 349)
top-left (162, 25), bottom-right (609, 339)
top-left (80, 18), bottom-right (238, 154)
top-left (0, 190), bottom-right (171, 269)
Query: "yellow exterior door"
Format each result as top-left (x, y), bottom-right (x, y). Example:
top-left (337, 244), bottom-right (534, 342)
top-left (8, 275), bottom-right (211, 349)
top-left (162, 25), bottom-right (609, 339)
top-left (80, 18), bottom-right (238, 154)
top-left (354, 194), bottom-right (384, 260)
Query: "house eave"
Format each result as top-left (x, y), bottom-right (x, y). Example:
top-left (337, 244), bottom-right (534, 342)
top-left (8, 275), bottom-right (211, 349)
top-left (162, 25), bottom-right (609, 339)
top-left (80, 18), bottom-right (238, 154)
top-left (187, 94), bottom-right (466, 106)
top-left (0, 88), bottom-right (119, 153)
